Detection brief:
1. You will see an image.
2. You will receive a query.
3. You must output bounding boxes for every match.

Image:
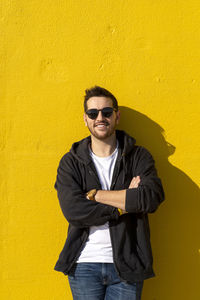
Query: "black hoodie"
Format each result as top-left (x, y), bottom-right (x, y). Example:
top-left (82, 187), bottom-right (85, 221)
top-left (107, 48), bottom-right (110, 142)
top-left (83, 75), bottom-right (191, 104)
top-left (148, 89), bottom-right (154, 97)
top-left (54, 130), bottom-right (164, 283)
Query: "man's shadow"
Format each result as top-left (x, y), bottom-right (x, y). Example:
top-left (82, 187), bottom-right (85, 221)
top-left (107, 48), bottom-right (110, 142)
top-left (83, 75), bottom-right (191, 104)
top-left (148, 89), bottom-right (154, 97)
top-left (118, 107), bottom-right (200, 299)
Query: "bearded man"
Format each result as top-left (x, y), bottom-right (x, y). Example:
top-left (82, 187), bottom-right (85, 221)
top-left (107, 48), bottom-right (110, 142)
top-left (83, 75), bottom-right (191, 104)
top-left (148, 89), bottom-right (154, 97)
top-left (54, 86), bottom-right (164, 300)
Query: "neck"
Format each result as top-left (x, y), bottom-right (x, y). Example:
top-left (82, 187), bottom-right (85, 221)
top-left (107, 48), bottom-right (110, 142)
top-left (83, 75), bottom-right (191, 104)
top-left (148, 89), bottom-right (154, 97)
top-left (90, 132), bottom-right (117, 157)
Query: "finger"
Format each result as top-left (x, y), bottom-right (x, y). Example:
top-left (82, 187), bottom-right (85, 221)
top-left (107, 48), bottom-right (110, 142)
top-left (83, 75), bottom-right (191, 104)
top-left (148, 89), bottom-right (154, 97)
top-left (132, 176), bottom-right (140, 187)
top-left (135, 176), bottom-right (141, 182)
top-left (129, 176), bottom-right (141, 188)
top-left (132, 178), bottom-right (137, 185)
top-left (132, 181), bottom-right (139, 188)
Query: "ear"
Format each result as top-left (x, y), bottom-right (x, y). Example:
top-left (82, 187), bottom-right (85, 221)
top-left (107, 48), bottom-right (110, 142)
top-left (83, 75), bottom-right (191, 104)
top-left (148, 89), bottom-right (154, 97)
top-left (116, 110), bottom-right (120, 125)
top-left (83, 113), bottom-right (88, 126)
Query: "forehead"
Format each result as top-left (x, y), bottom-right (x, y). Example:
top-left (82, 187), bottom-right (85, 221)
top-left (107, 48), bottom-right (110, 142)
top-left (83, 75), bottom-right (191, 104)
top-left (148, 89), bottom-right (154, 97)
top-left (86, 96), bottom-right (113, 110)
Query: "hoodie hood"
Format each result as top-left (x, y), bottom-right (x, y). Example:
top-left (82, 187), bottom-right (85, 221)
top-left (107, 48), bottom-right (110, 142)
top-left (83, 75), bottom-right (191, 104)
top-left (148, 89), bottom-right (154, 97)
top-left (69, 130), bottom-right (136, 166)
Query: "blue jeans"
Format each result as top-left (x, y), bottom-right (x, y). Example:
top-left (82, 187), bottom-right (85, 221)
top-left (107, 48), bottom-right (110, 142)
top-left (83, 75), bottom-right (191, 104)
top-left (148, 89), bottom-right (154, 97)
top-left (68, 263), bottom-right (143, 300)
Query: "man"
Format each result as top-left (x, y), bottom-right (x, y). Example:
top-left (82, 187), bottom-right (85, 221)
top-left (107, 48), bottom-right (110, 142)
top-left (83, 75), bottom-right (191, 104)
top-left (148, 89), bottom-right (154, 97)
top-left (54, 86), bottom-right (164, 300)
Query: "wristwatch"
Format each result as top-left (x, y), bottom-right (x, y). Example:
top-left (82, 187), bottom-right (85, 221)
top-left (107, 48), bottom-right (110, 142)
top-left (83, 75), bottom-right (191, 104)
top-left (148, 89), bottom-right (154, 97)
top-left (86, 189), bottom-right (97, 201)
top-left (118, 208), bottom-right (123, 216)
top-left (118, 208), bottom-right (127, 216)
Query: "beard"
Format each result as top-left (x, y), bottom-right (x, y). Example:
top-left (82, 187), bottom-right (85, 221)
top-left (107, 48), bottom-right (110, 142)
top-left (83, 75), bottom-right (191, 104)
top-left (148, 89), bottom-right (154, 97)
top-left (86, 119), bottom-right (117, 140)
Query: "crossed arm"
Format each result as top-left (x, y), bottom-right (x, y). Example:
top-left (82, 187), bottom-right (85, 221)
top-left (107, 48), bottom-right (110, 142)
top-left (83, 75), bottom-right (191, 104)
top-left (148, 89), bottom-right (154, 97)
top-left (87, 176), bottom-right (141, 211)
top-left (55, 148), bottom-right (164, 227)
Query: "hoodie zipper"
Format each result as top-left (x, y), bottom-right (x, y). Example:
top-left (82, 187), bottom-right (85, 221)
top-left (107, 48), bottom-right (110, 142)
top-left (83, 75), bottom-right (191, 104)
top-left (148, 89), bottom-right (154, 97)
top-left (108, 224), bottom-right (124, 280)
top-left (109, 156), bottom-right (125, 281)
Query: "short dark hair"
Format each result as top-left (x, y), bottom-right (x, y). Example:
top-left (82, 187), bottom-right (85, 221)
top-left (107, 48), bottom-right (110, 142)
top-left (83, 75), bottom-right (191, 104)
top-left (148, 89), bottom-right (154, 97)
top-left (84, 86), bottom-right (118, 112)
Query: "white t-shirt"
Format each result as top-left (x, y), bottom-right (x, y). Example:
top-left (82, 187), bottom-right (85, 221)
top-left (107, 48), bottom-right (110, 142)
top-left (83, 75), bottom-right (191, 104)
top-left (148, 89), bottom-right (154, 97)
top-left (77, 142), bottom-right (118, 263)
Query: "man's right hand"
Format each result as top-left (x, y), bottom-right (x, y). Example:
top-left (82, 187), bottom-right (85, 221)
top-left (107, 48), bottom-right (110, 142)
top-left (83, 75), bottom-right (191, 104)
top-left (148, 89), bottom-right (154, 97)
top-left (129, 176), bottom-right (141, 189)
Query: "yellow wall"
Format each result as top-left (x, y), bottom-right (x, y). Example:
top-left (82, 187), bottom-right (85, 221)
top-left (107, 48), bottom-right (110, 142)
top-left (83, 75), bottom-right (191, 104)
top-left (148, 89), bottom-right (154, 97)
top-left (1, 1), bottom-right (200, 299)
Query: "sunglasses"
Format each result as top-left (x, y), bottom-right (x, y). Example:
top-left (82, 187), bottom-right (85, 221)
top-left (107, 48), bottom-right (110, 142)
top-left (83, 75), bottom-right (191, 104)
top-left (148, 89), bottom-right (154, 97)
top-left (86, 107), bottom-right (117, 120)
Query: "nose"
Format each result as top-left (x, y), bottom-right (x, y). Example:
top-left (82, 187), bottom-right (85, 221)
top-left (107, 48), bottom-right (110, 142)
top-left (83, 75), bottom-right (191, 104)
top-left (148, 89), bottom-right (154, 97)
top-left (96, 110), bottom-right (105, 120)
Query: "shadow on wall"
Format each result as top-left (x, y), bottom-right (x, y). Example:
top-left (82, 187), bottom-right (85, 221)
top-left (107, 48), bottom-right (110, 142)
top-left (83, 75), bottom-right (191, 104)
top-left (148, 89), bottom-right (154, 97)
top-left (118, 106), bottom-right (200, 300)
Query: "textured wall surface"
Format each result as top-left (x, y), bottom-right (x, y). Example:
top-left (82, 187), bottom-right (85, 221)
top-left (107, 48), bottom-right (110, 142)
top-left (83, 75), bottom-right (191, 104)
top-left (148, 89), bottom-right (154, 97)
top-left (1, 1), bottom-right (200, 299)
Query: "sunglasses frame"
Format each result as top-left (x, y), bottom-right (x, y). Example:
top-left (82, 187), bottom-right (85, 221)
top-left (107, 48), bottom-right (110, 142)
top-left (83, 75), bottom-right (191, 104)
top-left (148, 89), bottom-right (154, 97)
top-left (86, 107), bottom-right (117, 120)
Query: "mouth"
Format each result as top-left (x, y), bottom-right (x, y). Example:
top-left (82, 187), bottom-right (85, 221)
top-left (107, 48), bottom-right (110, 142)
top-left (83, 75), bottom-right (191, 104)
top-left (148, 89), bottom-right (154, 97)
top-left (94, 122), bottom-right (109, 129)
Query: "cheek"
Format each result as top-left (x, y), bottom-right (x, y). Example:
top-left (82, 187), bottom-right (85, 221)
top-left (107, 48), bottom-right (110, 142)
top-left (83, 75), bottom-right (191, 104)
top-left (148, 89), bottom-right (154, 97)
top-left (86, 120), bottom-right (94, 128)
top-left (112, 115), bottom-right (119, 125)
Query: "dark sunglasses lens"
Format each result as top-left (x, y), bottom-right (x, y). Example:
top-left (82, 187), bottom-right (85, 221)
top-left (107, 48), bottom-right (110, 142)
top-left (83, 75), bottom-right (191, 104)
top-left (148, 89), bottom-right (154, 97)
top-left (102, 107), bottom-right (114, 117)
top-left (86, 109), bottom-right (98, 119)
top-left (86, 107), bottom-right (115, 119)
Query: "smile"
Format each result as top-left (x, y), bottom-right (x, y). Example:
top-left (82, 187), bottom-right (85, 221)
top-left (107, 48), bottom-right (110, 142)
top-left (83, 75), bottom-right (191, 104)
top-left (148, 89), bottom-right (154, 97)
top-left (95, 122), bottom-right (109, 128)
top-left (96, 124), bottom-right (107, 128)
